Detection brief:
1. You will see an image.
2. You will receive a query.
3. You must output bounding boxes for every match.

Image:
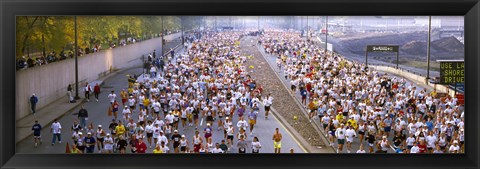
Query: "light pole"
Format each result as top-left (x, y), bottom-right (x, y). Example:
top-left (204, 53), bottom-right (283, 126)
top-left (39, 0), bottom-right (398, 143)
top-left (74, 16), bottom-right (80, 100)
top-left (426, 16), bottom-right (432, 84)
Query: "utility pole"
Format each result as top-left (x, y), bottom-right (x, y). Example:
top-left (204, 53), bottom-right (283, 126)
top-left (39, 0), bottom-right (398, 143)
top-left (426, 16), bottom-right (432, 84)
top-left (74, 16), bottom-right (80, 100)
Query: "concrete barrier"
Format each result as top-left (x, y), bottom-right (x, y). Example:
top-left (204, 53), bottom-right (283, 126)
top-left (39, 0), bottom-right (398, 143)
top-left (372, 65), bottom-right (457, 97)
top-left (15, 36), bottom-right (168, 120)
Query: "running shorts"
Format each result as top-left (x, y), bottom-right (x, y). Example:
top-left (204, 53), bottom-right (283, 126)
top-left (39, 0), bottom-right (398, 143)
top-left (207, 116), bottom-right (214, 122)
top-left (97, 138), bottom-right (104, 143)
top-left (205, 133), bottom-right (212, 139)
top-left (384, 127), bottom-right (391, 132)
top-left (181, 146), bottom-right (186, 152)
top-left (227, 135), bottom-right (234, 141)
top-left (249, 119), bottom-right (256, 125)
top-left (265, 106), bottom-right (270, 112)
top-left (147, 133), bottom-right (153, 138)
top-left (337, 139), bottom-right (345, 145)
top-left (274, 141), bottom-right (282, 149)
top-left (194, 144), bottom-right (201, 152)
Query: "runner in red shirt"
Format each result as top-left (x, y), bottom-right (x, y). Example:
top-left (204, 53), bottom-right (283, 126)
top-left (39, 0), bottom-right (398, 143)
top-left (418, 140), bottom-right (427, 153)
top-left (136, 138), bottom-right (147, 153)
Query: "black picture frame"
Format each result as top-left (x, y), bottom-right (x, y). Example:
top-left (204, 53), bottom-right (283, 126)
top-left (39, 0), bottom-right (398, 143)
top-left (1, 0), bottom-right (479, 169)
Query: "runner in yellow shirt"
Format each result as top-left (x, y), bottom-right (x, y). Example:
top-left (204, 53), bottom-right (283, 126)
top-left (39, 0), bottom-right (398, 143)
top-left (115, 121), bottom-right (126, 138)
top-left (143, 98), bottom-right (151, 109)
top-left (347, 117), bottom-right (358, 130)
top-left (153, 144), bottom-right (163, 153)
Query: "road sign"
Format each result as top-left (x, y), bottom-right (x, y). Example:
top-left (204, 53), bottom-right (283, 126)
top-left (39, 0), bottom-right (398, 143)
top-left (365, 45), bottom-right (399, 68)
top-left (366, 45), bottom-right (399, 52)
top-left (327, 43), bottom-right (333, 52)
top-left (439, 61), bottom-right (464, 84)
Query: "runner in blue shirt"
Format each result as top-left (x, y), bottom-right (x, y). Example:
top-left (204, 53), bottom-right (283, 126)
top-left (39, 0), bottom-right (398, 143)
top-left (84, 132), bottom-right (96, 153)
top-left (300, 88), bottom-right (308, 105)
top-left (32, 120), bottom-right (42, 148)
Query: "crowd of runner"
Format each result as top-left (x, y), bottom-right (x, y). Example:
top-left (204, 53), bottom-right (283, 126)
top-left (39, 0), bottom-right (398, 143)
top-left (258, 30), bottom-right (465, 153)
top-left (50, 31), bottom-right (286, 154)
top-left (33, 29), bottom-right (465, 154)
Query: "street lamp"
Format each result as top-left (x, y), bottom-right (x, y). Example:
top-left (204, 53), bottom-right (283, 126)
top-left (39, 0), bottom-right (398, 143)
top-left (426, 16), bottom-right (432, 84)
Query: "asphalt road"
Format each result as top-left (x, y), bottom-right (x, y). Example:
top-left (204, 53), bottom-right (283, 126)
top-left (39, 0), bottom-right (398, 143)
top-left (17, 34), bottom-right (305, 154)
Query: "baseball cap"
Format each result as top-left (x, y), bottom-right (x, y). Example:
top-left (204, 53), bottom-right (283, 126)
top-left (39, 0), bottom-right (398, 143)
top-left (181, 135), bottom-right (185, 138)
top-left (98, 125), bottom-right (102, 128)
top-left (207, 123), bottom-right (211, 126)
top-left (106, 133), bottom-right (110, 136)
top-left (454, 140), bottom-right (458, 144)
top-left (174, 130), bottom-right (178, 133)
top-left (226, 117), bottom-right (229, 120)
top-left (87, 132), bottom-right (92, 135)
top-left (79, 132), bottom-right (83, 135)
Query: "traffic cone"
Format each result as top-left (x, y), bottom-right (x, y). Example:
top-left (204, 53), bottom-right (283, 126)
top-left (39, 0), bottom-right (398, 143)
top-left (65, 142), bottom-right (71, 154)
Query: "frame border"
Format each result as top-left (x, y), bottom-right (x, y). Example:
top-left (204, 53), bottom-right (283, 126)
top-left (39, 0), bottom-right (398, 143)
top-left (1, 0), bottom-right (479, 168)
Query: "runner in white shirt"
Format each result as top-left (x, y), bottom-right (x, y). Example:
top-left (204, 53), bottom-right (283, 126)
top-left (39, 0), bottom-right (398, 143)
top-left (211, 143), bottom-right (224, 153)
top-left (51, 119), bottom-right (62, 145)
top-left (335, 124), bottom-right (346, 153)
top-left (356, 144), bottom-right (366, 153)
top-left (152, 123), bottom-right (162, 146)
top-left (108, 91), bottom-right (117, 104)
top-left (263, 94), bottom-right (273, 119)
top-left (405, 133), bottom-right (416, 150)
top-left (145, 121), bottom-right (154, 148)
top-left (236, 117), bottom-right (249, 131)
top-left (251, 137), bottom-right (262, 153)
top-left (179, 135), bottom-right (188, 153)
top-left (122, 106), bottom-right (131, 122)
top-left (160, 141), bottom-right (170, 153)
top-left (345, 127), bottom-right (357, 153)
top-left (410, 142), bottom-right (420, 153)
top-left (128, 96), bottom-right (136, 111)
top-left (157, 131), bottom-right (169, 146)
top-left (425, 131), bottom-right (437, 153)
top-left (226, 124), bottom-right (235, 151)
top-left (103, 133), bottom-right (114, 153)
top-left (449, 140), bottom-right (460, 153)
